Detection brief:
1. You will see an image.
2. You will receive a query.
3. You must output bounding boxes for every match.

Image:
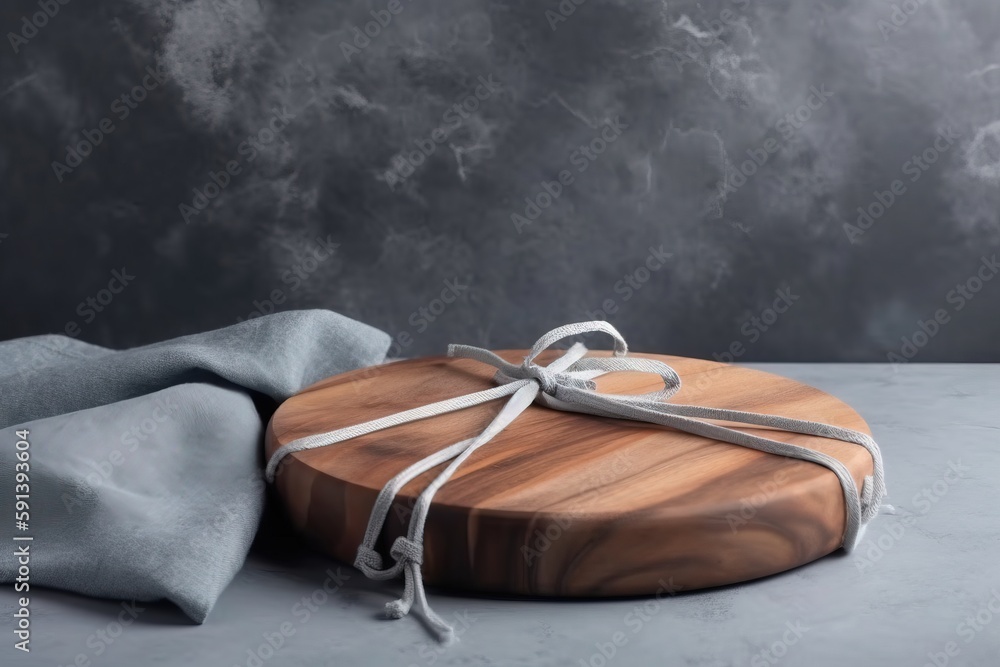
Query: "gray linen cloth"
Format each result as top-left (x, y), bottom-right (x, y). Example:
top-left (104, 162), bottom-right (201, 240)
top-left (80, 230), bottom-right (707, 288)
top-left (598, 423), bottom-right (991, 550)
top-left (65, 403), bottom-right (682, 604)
top-left (0, 309), bottom-right (389, 622)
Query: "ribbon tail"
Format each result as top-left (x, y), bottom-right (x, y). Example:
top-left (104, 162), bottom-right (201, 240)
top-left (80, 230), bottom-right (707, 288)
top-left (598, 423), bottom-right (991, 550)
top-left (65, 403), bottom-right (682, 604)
top-left (261, 321), bottom-right (888, 647)
top-left (409, 561), bottom-right (457, 645)
top-left (384, 563), bottom-right (415, 619)
top-left (384, 561), bottom-right (457, 645)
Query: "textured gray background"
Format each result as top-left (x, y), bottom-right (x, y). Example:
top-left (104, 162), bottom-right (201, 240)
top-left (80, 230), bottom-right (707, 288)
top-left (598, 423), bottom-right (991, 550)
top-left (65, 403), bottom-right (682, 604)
top-left (2, 0), bottom-right (999, 360)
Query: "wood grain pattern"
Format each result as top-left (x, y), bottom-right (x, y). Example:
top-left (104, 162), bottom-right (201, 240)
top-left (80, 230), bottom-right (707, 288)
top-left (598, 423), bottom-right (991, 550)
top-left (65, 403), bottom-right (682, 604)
top-left (264, 351), bottom-right (875, 596)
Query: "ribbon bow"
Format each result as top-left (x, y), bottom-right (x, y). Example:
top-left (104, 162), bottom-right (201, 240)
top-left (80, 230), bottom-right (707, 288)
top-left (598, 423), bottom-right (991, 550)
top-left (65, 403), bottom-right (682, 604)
top-left (266, 321), bottom-right (886, 644)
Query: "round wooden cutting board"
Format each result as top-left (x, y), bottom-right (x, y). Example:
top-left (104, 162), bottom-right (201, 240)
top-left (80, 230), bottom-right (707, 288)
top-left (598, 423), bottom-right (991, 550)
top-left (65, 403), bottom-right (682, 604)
top-left (265, 350), bottom-right (874, 597)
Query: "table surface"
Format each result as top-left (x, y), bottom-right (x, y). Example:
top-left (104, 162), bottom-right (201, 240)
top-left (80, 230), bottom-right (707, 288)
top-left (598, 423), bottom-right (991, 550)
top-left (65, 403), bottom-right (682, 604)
top-left (4, 363), bottom-right (999, 667)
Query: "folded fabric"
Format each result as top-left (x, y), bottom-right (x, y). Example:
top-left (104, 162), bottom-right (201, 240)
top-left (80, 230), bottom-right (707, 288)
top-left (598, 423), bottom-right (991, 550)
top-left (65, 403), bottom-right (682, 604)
top-left (0, 309), bottom-right (390, 622)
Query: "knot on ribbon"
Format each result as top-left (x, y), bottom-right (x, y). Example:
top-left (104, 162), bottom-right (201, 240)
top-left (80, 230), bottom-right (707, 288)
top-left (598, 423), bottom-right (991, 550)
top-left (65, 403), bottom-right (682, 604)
top-left (264, 320), bottom-right (887, 646)
top-left (516, 361), bottom-right (558, 394)
top-left (492, 362), bottom-right (595, 397)
top-left (390, 536), bottom-right (424, 565)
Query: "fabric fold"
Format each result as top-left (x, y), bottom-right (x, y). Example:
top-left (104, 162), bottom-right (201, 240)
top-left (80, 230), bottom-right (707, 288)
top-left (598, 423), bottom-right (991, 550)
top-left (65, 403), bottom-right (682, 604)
top-left (0, 309), bottom-right (390, 622)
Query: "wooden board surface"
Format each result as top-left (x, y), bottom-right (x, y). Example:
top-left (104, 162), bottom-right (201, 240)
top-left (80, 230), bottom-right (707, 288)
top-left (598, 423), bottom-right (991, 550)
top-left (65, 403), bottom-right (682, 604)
top-left (265, 351), bottom-right (874, 597)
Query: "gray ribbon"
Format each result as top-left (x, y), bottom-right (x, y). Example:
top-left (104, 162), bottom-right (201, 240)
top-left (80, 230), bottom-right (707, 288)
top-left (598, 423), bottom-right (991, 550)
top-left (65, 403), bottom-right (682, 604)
top-left (265, 321), bottom-right (887, 644)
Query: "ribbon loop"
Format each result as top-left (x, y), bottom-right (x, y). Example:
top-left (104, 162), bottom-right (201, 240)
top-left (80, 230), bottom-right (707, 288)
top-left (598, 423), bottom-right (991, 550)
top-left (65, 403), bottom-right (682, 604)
top-left (355, 544), bottom-right (383, 571)
top-left (266, 321), bottom-right (887, 645)
top-left (523, 321), bottom-right (628, 364)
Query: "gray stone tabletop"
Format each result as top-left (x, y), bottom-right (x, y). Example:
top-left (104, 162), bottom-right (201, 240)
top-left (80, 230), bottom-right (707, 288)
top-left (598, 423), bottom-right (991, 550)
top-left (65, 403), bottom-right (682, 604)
top-left (3, 363), bottom-right (999, 666)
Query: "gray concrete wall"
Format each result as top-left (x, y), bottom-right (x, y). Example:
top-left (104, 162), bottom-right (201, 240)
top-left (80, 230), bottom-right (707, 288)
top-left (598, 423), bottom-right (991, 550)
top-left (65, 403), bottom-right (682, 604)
top-left (2, 0), bottom-right (998, 361)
